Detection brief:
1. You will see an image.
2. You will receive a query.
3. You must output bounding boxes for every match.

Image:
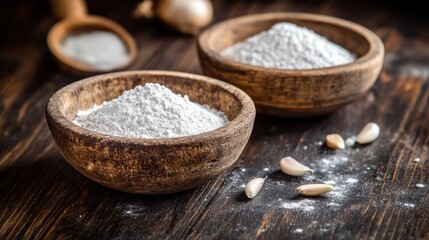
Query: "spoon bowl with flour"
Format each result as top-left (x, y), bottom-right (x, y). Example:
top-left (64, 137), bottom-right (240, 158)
top-left (47, 0), bottom-right (137, 74)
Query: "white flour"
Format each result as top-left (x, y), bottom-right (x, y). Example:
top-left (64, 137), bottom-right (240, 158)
top-left (282, 200), bottom-right (316, 212)
top-left (345, 136), bottom-right (356, 147)
top-left (73, 83), bottom-right (229, 139)
top-left (61, 31), bottom-right (128, 70)
top-left (221, 22), bottom-right (356, 69)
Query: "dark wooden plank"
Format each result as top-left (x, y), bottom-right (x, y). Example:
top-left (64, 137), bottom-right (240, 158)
top-left (0, 0), bottom-right (428, 239)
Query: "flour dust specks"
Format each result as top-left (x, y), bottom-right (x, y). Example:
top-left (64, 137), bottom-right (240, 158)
top-left (281, 199), bottom-right (316, 212)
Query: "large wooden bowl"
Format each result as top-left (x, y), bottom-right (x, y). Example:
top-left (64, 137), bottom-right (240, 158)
top-left (46, 71), bottom-right (255, 194)
top-left (197, 12), bottom-right (384, 117)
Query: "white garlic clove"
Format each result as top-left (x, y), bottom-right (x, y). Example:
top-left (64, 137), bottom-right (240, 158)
top-left (296, 184), bottom-right (334, 197)
top-left (326, 134), bottom-right (346, 149)
top-left (280, 156), bottom-right (312, 176)
top-left (245, 177), bottom-right (266, 198)
top-left (356, 122), bottom-right (380, 144)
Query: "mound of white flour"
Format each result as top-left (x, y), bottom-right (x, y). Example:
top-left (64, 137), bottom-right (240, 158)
top-left (221, 22), bottom-right (356, 69)
top-left (73, 83), bottom-right (229, 139)
top-left (61, 31), bottom-right (129, 71)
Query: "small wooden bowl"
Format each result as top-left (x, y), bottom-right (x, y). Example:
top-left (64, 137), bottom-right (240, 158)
top-left (197, 12), bottom-right (384, 117)
top-left (47, 16), bottom-right (137, 75)
top-left (46, 71), bottom-right (256, 194)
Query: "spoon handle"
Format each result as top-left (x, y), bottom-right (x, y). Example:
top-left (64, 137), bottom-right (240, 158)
top-left (49, 0), bottom-right (88, 19)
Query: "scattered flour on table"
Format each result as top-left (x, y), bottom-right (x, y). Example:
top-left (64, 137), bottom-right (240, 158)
top-left (61, 31), bottom-right (128, 70)
top-left (402, 203), bottom-right (416, 208)
top-left (73, 83), bottom-right (229, 139)
top-left (324, 180), bottom-right (337, 185)
top-left (221, 22), bottom-right (356, 69)
top-left (118, 203), bottom-right (150, 218)
top-left (282, 200), bottom-right (316, 212)
top-left (224, 138), bottom-right (382, 216)
top-left (306, 153), bottom-right (355, 200)
top-left (346, 178), bottom-right (358, 184)
top-left (279, 149), bottom-right (361, 212)
top-left (216, 135), bottom-right (423, 234)
top-left (345, 136), bottom-right (356, 147)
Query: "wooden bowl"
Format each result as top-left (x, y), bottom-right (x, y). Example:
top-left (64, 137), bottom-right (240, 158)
top-left (46, 71), bottom-right (256, 194)
top-left (47, 15), bottom-right (137, 75)
top-left (197, 12), bottom-right (384, 117)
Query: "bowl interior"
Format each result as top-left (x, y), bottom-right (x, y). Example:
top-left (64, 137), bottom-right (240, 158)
top-left (206, 15), bottom-right (370, 61)
top-left (48, 16), bottom-right (137, 73)
top-left (56, 72), bottom-right (243, 125)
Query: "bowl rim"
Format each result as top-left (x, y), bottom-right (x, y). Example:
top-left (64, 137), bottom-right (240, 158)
top-left (46, 70), bottom-right (256, 145)
top-left (47, 15), bottom-right (137, 74)
top-left (198, 12), bottom-right (384, 75)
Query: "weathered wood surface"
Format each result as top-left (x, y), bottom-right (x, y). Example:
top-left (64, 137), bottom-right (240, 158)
top-left (0, 0), bottom-right (428, 239)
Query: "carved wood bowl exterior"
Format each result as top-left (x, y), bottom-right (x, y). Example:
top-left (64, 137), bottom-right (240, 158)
top-left (46, 71), bottom-right (256, 194)
top-left (197, 12), bottom-right (384, 117)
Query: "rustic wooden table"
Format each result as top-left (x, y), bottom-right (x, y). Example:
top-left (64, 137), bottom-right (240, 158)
top-left (1, 0), bottom-right (428, 239)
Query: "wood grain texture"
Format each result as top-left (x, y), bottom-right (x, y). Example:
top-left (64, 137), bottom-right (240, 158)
top-left (1, 0), bottom-right (428, 239)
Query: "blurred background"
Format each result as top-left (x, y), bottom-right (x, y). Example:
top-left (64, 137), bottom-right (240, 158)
top-left (0, 0), bottom-right (428, 76)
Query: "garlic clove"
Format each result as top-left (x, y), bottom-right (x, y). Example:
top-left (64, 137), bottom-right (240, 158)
top-left (279, 156), bottom-right (312, 176)
top-left (245, 177), bottom-right (266, 198)
top-left (296, 184), bottom-right (334, 197)
top-left (356, 122), bottom-right (380, 144)
top-left (326, 134), bottom-right (346, 150)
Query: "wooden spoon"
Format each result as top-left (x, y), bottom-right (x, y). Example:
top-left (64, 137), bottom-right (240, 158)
top-left (47, 0), bottom-right (137, 75)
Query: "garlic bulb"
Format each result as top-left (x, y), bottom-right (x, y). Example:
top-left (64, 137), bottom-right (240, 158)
top-left (135, 0), bottom-right (213, 34)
